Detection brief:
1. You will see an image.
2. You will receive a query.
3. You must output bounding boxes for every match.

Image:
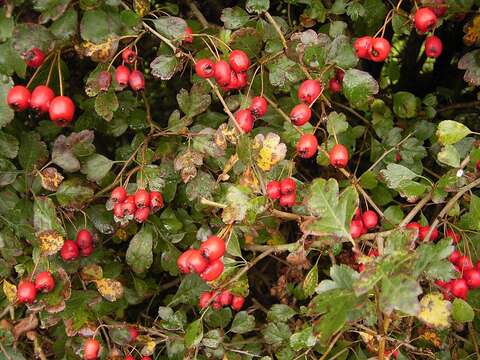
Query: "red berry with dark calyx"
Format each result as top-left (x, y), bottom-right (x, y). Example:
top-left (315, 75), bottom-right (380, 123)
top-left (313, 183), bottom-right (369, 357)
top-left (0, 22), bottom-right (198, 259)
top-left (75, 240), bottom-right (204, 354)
top-left (200, 235), bottom-right (226, 261)
top-left (350, 220), bottom-right (365, 239)
top-left (34, 271), bottom-right (55, 293)
top-left (177, 249), bottom-right (196, 274)
top-left (290, 103), bottom-right (312, 126)
top-left (231, 295), bottom-right (245, 311)
top-left (463, 269), bottom-right (480, 289)
top-left (279, 192), bottom-right (296, 207)
top-left (446, 229), bottom-right (460, 244)
top-left (414, 7), bottom-right (437, 33)
top-left (17, 280), bottom-right (37, 304)
top-left (249, 96), bottom-right (268, 118)
top-left (122, 202), bottom-right (137, 217)
top-left (124, 195), bottom-right (136, 205)
top-left (195, 59), bottom-right (215, 78)
top-left (80, 246), bottom-right (93, 257)
top-left (134, 189), bottom-right (150, 208)
top-left (30, 85), bottom-right (55, 113)
top-left (188, 249), bottom-right (209, 274)
top-left (7, 85), bottom-right (31, 112)
top-left (329, 144), bottom-right (349, 168)
top-left (60, 240), bottom-right (79, 261)
top-left (97, 71), bottom-right (112, 91)
top-left (362, 210), bottom-right (378, 230)
top-left (25, 48), bottom-right (45, 68)
top-left (111, 186), bottom-right (127, 204)
top-left (199, 291), bottom-right (213, 309)
top-left (235, 109), bottom-right (254, 133)
top-left (450, 279), bottom-right (469, 300)
top-left (229, 50), bottom-right (250, 73)
top-left (457, 256), bottom-right (474, 271)
top-left (353, 36), bottom-right (372, 59)
top-left (418, 225), bottom-right (438, 241)
top-left (369, 38), bottom-right (391, 62)
top-left (149, 191), bottom-right (163, 212)
top-left (226, 71), bottom-right (240, 90)
top-left (280, 178), bottom-right (296, 195)
top-left (298, 79), bottom-right (322, 105)
top-left (449, 250), bottom-right (461, 264)
top-left (115, 65), bottom-right (130, 87)
top-left (435, 279), bottom-right (447, 288)
top-left (122, 48), bottom-right (137, 64)
top-left (329, 78), bottom-right (342, 93)
top-left (200, 259), bottom-right (224, 281)
top-left (425, 35), bottom-right (443, 58)
top-left (49, 96), bottom-right (75, 125)
top-left (336, 69), bottom-right (345, 82)
top-left (214, 60), bottom-right (231, 87)
top-left (83, 338), bottom-right (101, 360)
top-left (129, 327), bottom-right (138, 342)
top-left (113, 203), bottom-right (124, 218)
top-left (219, 291), bottom-right (233, 306)
top-left (266, 180), bottom-right (281, 200)
top-left (134, 207), bottom-right (150, 223)
top-left (76, 229), bottom-right (93, 249)
top-left (296, 134), bottom-right (318, 159)
top-left (129, 70), bottom-right (145, 91)
top-left (183, 27), bottom-right (193, 43)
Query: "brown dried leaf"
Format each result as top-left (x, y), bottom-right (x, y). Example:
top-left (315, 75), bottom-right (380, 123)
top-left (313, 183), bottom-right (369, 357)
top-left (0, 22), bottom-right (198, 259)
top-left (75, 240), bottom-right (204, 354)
top-left (95, 278), bottom-right (124, 302)
top-left (173, 149), bottom-right (203, 183)
top-left (3, 280), bottom-right (16, 304)
top-left (40, 167), bottom-right (64, 191)
top-left (13, 313), bottom-right (38, 339)
top-left (133, 0), bottom-right (150, 16)
top-left (76, 39), bottom-right (119, 62)
top-left (38, 230), bottom-right (64, 256)
top-left (253, 133), bottom-right (287, 171)
top-left (80, 264), bottom-right (104, 281)
top-left (239, 168), bottom-right (260, 192)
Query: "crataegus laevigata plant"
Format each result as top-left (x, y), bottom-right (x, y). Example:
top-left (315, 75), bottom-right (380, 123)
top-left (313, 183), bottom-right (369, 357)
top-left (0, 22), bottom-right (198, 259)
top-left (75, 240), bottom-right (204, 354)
top-left (2, 0), bottom-right (480, 359)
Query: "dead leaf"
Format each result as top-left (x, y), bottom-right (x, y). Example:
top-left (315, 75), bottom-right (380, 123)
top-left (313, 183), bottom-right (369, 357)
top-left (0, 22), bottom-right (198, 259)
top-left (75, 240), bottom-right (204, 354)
top-left (40, 167), bottom-right (64, 191)
top-left (13, 313), bottom-right (38, 339)
top-left (38, 230), bottom-right (64, 256)
top-left (463, 15), bottom-right (480, 46)
top-left (95, 278), bottom-right (124, 302)
top-left (173, 149), bottom-right (203, 183)
top-left (239, 168), bottom-right (260, 192)
top-left (418, 293), bottom-right (451, 329)
top-left (253, 133), bottom-right (287, 171)
top-left (76, 39), bottom-right (119, 62)
top-left (3, 280), bottom-right (16, 303)
top-left (133, 0), bottom-right (150, 16)
top-left (80, 264), bottom-right (104, 281)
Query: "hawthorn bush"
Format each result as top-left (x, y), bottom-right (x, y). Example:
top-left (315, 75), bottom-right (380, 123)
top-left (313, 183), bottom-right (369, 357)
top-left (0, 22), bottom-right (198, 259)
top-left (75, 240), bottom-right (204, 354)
top-left (2, 0), bottom-right (480, 359)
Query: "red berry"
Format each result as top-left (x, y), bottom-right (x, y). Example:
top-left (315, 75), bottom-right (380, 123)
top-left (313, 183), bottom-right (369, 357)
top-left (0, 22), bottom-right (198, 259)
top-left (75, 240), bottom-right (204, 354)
top-left (266, 180), bottom-right (281, 200)
top-left (235, 109), bottom-right (254, 133)
top-left (17, 280), bottom-right (37, 304)
top-left (435, 279), bottom-right (447, 288)
top-left (229, 50), bottom-right (250, 73)
top-left (290, 103), bottom-right (312, 126)
top-left (226, 71), bottom-right (241, 90)
top-left (362, 210), bottom-right (378, 230)
top-left (111, 187), bottom-right (127, 204)
top-left (446, 229), bottom-right (460, 244)
top-left (200, 235), bottom-right (226, 261)
top-left (476, 160), bottom-right (480, 172)
top-left (279, 192), bottom-right (296, 207)
top-left (328, 78), bottom-right (342, 93)
top-left (430, 0), bottom-right (447, 17)
top-left (49, 96), bottom-right (75, 125)
top-left (296, 134), bottom-right (318, 159)
top-left (122, 202), bottom-right (137, 217)
top-left (30, 85), bottom-right (55, 113)
top-left (350, 220), bottom-right (365, 239)
top-left (200, 259), bottom-right (224, 281)
top-left (97, 71), bottom-right (112, 91)
top-left (177, 249), bottom-right (196, 274)
top-left (449, 250), bottom-right (461, 264)
top-left (7, 85), bottom-right (31, 112)
top-left (195, 59), bottom-right (215, 78)
top-left (219, 290), bottom-right (233, 306)
top-left (129, 327), bottom-right (138, 342)
top-left (183, 27), bottom-right (193, 43)
top-left (280, 178), bottom-right (296, 195)
top-left (34, 271), bottom-right (55, 293)
top-left (80, 246), bottom-right (94, 257)
top-left (368, 248), bottom-right (379, 257)
top-left (329, 144), bottom-right (349, 168)
top-left (122, 48), bottom-right (137, 64)
top-left (406, 222), bottom-right (421, 232)
top-left (212, 299), bottom-right (223, 310)
top-left (369, 38), bottom-right (391, 62)
top-left (249, 96), bottom-right (268, 118)
top-left (419, 225), bottom-right (438, 241)
top-left (76, 229), bottom-right (93, 249)
top-left (134, 189), bottom-right (150, 208)
top-left (129, 70), bottom-right (145, 91)
top-left (354, 208), bottom-right (362, 220)
top-left (188, 249), bottom-right (209, 274)
top-left (463, 269), bottom-right (480, 289)
top-left (115, 65), bottom-right (130, 87)
top-left (414, 7), bottom-right (437, 33)
top-left (83, 338), bottom-right (101, 360)
top-left (450, 279), bottom-right (469, 300)
top-left (236, 72), bottom-right (247, 88)
top-left (231, 295), bottom-right (245, 311)
top-left (425, 35), bottom-right (443, 58)
top-left (113, 203), bottom-right (124, 218)
top-left (60, 240), bottom-right (79, 261)
top-left (336, 69), bottom-right (345, 82)
top-left (457, 256), bottom-right (474, 271)
top-left (353, 36), bottom-right (372, 59)
top-left (199, 291), bottom-right (213, 309)
top-left (125, 356), bottom-right (135, 360)
top-left (214, 60), bottom-right (231, 87)
top-left (134, 207), bottom-right (150, 223)
top-left (298, 79), bottom-right (322, 105)
top-left (25, 48), bottom-right (45, 68)
top-left (149, 191), bottom-right (163, 212)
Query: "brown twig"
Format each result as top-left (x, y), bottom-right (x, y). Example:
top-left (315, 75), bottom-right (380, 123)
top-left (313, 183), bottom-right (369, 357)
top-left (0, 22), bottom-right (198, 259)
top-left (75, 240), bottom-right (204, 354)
top-left (186, 0), bottom-right (209, 29)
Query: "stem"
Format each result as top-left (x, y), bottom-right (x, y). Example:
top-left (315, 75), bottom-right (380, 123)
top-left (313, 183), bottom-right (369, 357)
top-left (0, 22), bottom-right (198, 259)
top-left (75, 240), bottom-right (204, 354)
top-left (26, 52), bottom-right (54, 88)
top-left (265, 12), bottom-right (288, 50)
top-left (56, 52), bottom-right (63, 96)
top-left (142, 21), bottom-right (177, 52)
top-left (200, 198), bottom-right (227, 208)
top-left (186, 0), bottom-right (209, 29)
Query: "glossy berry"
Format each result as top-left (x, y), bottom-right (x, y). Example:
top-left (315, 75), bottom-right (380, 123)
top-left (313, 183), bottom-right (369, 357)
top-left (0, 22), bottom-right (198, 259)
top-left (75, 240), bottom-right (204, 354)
top-left (111, 186), bottom-right (127, 204)
top-left (115, 65), bottom-right (130, 87)
top-left (195, 59), bottom-right (215, 78)
top-left (34, 271), bottom-right (55, 293)
top-left (129, 327), bottom-right (138, 342)
top-left (266, 180), bottom-right (281, 200)
top-left (49, 96), bottom-right (75, 125)
top-left (298, 79), bottom-right (322, 105)
top-left (122, 48), bottom-right (137, 64)
top-left (329, 78), bottom-right (342, 93)
top-left (449, 250), bottom-right (461, 264)
top-left (219, 291), bottom-right (233, 306)
top-left (362, 210), bottom-right (378, 230)
top-left (17, 280), bottom-right (37, 304)
top-left (177, 249), bottom-right (196, 274)
top-left (354, 36), bottom-right (372, 59)
top-left (235, 109), bottom-right (254, 133)
top-left (354, 208), bottom-right (362, 220)
top-left (83, 338), bottom-right (100, 360)
top-left (350, 220), bottom-right (365, 239)
top-left (122, 201), bottom-right (137, 217)
top-left (76, 229), bottom-right (93, 249)
top-left (80, 246), bottom-right (94, 257)
top-left (450, 279), bottom-right (469, 300)
top-left (329, 144), bottom-right (349, 168)
top-left (280, 178), bottom-right (296, 195)
top-left (7, 85), bottom-right (31, 112)
top-left (200, 259), bottom-right (224, 282)
top-left (463, 269), bottom-right (480, 289)
top-left (134, 207), bottom-right (150, 223)
top-left (446, 229), bottom-right (460, 244)
top-left (25, 48), bottom-right (45, 68)
top-left (231, 295), bottom-right (245, 311)
top-left (425, 35), bottom-right (443, 58)
top-left (149, 191), bottom-right (163, 212)
top-left (296, 134), bottom-right (318, 159)
top-left (97, 71), bottom-right (112, 91)
top-left (60, 240), bottom-right (79, 261)
top-left (214, 60), bottom-right (231, 87)
top-left (129, 70), bottom-right (145, 91)
top-left (279, 192), bottom-right (296, 207)
top-left (134, 189), bottom-right (150, 208)
top-left (199, 291), bottom-right (213, 309)
top-left (229, 50), bottom-right (250, 73)
top-left (249, 96), bottom-right (268, 118)
top-left (369, 38), bottom-right (391, 62)
top-left (290, 103), bottom-right (312, 126)
top-left (200, 236), bottom-right (226, 261)
top-left (457, 256), bottom-right (474, 271)
top-left (30, 85), bottom-right (55, 113)
top-left (418, 225), bottom-right (439, 241)
top-left (188, 249), bottom-right (209, 274)
top-left (414, 7), bottom-right (437, 33)
top-left (183, 27), bottom-right (193, 43)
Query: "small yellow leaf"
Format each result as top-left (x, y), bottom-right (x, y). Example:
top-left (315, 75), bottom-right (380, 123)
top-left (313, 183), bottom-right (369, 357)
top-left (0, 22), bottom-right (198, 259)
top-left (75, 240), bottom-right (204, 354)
top-left (94, 278), bottom-right (124, 302)
top-left (38, 230), bottom-right (64, 256)
top-left (80, 264), bottom-right (104, 281)
top-left (254, 133), bottom-right (286, 171)
top-left (40, 167), bottom-right (64, 191)
top-left (3, 280), bottom-right (17, 303)
top-left (76, 39), bottom-right (119, 63)
top-left (463, 15), bottom-right (480, 46)
top-left (133, 0), bottom-right (150, 17)
top-left (141, 340), bottom-right (156, 356)
top-left (418, 293), bottom-right (451, 329)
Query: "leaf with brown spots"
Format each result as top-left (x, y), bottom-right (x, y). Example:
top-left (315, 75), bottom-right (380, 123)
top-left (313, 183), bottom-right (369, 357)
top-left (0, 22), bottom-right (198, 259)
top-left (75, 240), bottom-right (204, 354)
top-left (94, 278), bottom-right (124, 302)
top-left (38, 230), bottom-right (64, 256)
top-left (40, 167), bottom-right (64, 191)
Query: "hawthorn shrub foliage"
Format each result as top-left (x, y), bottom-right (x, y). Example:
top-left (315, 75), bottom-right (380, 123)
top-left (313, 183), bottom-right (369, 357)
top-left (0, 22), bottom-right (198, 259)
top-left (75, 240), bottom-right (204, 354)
top-left (2, 0), bottom-right (480, 359)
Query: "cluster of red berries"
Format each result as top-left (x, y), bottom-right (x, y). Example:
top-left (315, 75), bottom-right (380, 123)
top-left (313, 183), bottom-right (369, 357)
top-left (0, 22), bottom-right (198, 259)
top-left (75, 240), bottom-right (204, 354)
top-left (16, 271), bottom-right (55, 304)
top-left (177, 236), bottom-right (226, 282)
top-left (199, 290), bottom-right (245, 311)
top-left (328, 143), bottom-right (349, 168)
top-left (104, 48), bottom-right (145, 92)
top-left (234, 95), bottom-right (268, 133)
top-left (108, 186), bottom-right (163, 224)
top-left (328, 69), bottom-right (345, 94)
top-left (266, 177), bottom-right (297, 207)
top-left (60, 228), bottom-right (95, 261)
top-left (354, 36), bottom-right (391, 62)
top-left (405, 222), bottom-right (439, 241)
top-left (350, 208), bottom-right (379, 239)
top-left (414, 7), bottom-right (443, 58)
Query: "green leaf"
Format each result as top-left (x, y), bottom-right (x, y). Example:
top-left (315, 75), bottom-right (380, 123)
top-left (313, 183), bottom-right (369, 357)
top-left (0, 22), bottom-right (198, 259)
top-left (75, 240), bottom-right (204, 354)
top-left (459, 194), bottom-right (480, 231)
top-left (80, 10), bottom-right (122, 43)
top-left (126, 225), bottom-right (153, 274)
top-left (177, 86), bottom-right (211, 118)
top-left (33, 197), bottom-right (65, 235)
top-left (12, 23), bottom-right (54, 55)
top-left (33, 0), bottom-right (71, 24)
top-left (343, 69), bottom-right (379, 109)
top-left (413, 239), bottom-right (455, 281)
top-left (380, 163), bottom-right (418, 189)
top-left (359, 171), bottom-right (378, 189)
top-left (326, 111), bottom-right (348, 135)
top-left (0, 131), bottom-right (19, 159)
top-left (267, 55), bottom-right (304, 88)
top-left (56, 178), bottom-right (94, 207)
top-left (49, 8), bottom-right (78, 42)
top-left (262, 322), bottom-right (291, 345)
top-left (52, 131), bottom-right (95, 172)
top-left (267, 304), bottom-right (297, 323)
top-left (438, 145), bottom-right (461, 168)
top-left (230, 311), bottom-right (256, 334)
top-left (330, 264), bottom-right (360, 290)
top-left (81, 154), bottom-right (113, 182)
top-left (0, 159), bottom-right (17, 186)
top-left (246, 0), bottom-right (269, 13)
top-left (380, 275), bottom-right (422, 316)
top-left (150, 55), bottom-right (179, 80)
top-left (289, 326), bottom-right (316, 351)
top-left (452, 298), bottom-right (474, 322)
top-left (221, 7), bottom-right (250, 29)
top-left (171, 274), bottom-right (209, 306)
top-left (393, 92), bottom-right (418, 119)
top-left (151, 16), bottom-right (187, 40)
top-left (95, 90), bottom-right (119, 121)
top-left (327, 35), bottom-right (358, 69)
top-left (86, 205), bottom-right (114, 234)
top-left (0, 9), bottom-right (13, 42)
top-left (18, 132), bottom-right (48, 171)
top-left (184, 319), bottom-right (203, 348)
top-left (436, 120), bottom-right (472, 146)
top-left (303, 263), bottom-right (318, 297)
top-left (202, 329), bottom-right (223, 349)
top-left (0, 76), bottom-right (14, 128)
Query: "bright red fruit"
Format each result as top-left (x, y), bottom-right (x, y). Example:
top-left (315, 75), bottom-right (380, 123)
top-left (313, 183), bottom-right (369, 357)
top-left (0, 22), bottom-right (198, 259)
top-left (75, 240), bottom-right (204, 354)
top-left (445, 229), bottom-right (460, 244)
top-left (113, 203), bottom-right (124, 218)
top-left (25, 48), bottom-right (45, 68)
top-left (122, 202), bottom-right (137, 217)
top-left (329, 78), bottom-right (342, 93)
top-left (296, 134), bottom-right (318, 159)
top-left (76, 229), bottom-right (93, 249)
top-left (457, 256), bottom-right (474, 271)
top-left (60, 240), bottom-right (79, 261)
top-left (266, 180), bottom-right (281, 199)
top-left (134, 207), bottom-right (150, 223)
top-left (353, 36), bottom-right (372, 59)
top-left (449, 250), bottom-right (461, 264)
top-left (290, 103), bottom-right (312, 126)
top-left (463, 269), bottom-right (480, 289)
top-left (122, 48), bottom-right (137, 64)
top-left (219, 291), bottom-right (233, 306)
top-left (280, 178), bottom-right (296, 195)
top-left (329, 144), bottom-right (349, 168)
top-left (129, 327), bottom-right (138, 342)
top-left (235, 109), bottom-right (254, 133)
top-left (83, 338), bottom-right (100, 360)
top-left (406, 222), bottom-right (421, 236)
top-left (354, 208), bottom-right (362, 219)
top-left (177, 249), bottom-right (196, 274)
top-left (362, 210), bottom-right (378, 229)
top-left (229, 50), bottom-right (250, 73)
top-left (149, 191), bottom-right (163, 212)
top-left (129, 70), bottom-right (145, 91)
top-left (7, 85), bottom-right (31, 112)
top-left (30, 85), bottom-right (55, 113)
top-left (183, 27), bottom-right (193, 43)
top-left (115, 65), bottom-right (130, 87)
top-left (200, 259), bottom-right (224, 281)
top-left (125, 356), bottom-right (135, 360)
top-left (414, 7), bottom-right (437, 33)
top-left (195, 59), bottom-right (215, 78)
top-left (97, 71), bottom-right (112, 91)
top-left (134, 189), bottom-right (150, 208)
top-left (279, 192), bottom-right (296, 207)
top-left (111, 186), bottom-right (127, 204)
top-left (80, 246), bottom-right (94, 257)
top-left (49, 96), bottom-right (75, 125)
top-left (298, 79), bottom-right (322, 105)
top-left (214, 60), bottom-right (231, 87)
top-left (34, 271), bottom-right (55, 293)
top-left (200, 235), bottom-right (226, 261)
top-left (450, 279), bottom-right (469, 300)
top-left (226, 71), bottom-right (240, 90)
top-left (369, 38), bottom-right (391, 62)
top-left (418, 225), bottom-right (438, 241)
top-left (425, 35), bottom-right (443, 58)
top-left (249, 96), bottom-right (268, 118)
top-left (17, 280), bottom-right (37, 304)
top-left (236, 72), bottom-right (247, 88)
top-left (188, 249), bottom-right (209, 274)
top-left (199, 291), bottom-right (213, 309)
top-left (231, 295), bottom-right (245, 311)
top-left (350, 220), bottom-right (365, 239)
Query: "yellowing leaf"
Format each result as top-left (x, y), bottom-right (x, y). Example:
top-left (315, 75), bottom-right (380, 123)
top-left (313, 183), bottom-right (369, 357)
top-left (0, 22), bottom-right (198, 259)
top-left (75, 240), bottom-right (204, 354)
top-left (418, 293), bottom-right (451, 329)
top-left (134, 0), bottom-right (150, 16)
top-left (80, 264), bottom-right (104, 281)
top-left (141, 340), bottom-right (156, 356)
top-left (38, 230), bottom-right (64, 256)
top-left (76, 38), bottom-right (119, 63)
top-left (40, 167), bottom-right (64, 191)
top-left (3, 280), bottom-right (17, 303)
top-left (463, 15), bottom-right (480, 46)
top-left (253, 133), bottom-right (286, 171)
top-left (94, 278), bottom-right (124, 302)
